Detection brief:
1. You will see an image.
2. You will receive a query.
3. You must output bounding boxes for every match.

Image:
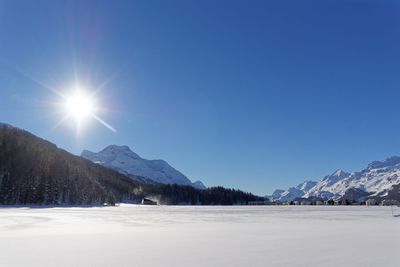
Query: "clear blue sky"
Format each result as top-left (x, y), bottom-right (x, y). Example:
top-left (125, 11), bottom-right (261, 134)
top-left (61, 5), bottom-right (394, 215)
top-left (1, 0), bottom-right (400, 195)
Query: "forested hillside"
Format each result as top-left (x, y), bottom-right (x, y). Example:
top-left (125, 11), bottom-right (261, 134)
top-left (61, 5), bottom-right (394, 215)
top-left (0, 124), bottom-right (263, 205)
top-left (0, 124), bottom-right (139, 205)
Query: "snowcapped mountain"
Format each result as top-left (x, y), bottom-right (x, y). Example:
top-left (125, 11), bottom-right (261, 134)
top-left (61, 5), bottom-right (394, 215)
top-left (297, 180), bottom-right (318, 192)
top-left (268, 189), bottom-right (285, 200)
top-left (304, 169), bottom-right (350, 199)
top-left (268, 181), bottom-right (317, 202)
top-left (81, 145), bottom-right (206, 189)
top-left (269, 156), bottom-right (400, 201)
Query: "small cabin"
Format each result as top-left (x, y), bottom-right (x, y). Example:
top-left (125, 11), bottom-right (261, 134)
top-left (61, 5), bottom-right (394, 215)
top-left (141, 198), bottom-right (157, 205)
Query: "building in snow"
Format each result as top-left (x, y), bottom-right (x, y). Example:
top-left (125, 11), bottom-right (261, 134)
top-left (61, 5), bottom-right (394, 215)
top-left (141, 198), bottom-right (157, 205)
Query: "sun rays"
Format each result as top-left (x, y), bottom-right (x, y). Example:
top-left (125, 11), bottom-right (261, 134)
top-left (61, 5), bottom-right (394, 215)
top-left (57, 84), bottom-right (117, 134)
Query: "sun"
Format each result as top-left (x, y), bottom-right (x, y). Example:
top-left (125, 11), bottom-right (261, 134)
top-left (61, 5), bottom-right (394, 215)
top-left (64, 89), bottom-right (96, 122)
top-left (58, 85), bottom-right (116, 134)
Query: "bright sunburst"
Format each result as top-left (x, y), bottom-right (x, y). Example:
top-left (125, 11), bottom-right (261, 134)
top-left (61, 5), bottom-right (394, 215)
top-left (56, 85), bottom-right (117, 134)
top-left (64, 89), bottom-right (96, 122)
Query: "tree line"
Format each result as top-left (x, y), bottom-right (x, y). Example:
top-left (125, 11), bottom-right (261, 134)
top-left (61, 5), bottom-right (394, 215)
top-left (0, 125), bottom-right (262, 206)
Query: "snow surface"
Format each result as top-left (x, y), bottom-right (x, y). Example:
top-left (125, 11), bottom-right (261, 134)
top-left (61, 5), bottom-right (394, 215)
top-left (81, 145), bottom-right (206, 189)
top-left (0, 205), bottom-right (399, 267)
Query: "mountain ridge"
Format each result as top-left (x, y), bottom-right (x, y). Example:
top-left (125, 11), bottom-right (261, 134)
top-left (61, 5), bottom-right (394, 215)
top-left (269, 156), bottom-right (400, 202)
top-left (81, 145), bottom-right (206, 189)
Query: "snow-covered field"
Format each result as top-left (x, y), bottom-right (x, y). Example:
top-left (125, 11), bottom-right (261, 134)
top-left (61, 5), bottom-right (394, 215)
top-left (0, 205), bottom-right (399, 267)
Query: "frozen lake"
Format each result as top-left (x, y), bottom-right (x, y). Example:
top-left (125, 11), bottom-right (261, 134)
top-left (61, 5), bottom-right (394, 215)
top-left (0, 205), bottom-right (399, 267)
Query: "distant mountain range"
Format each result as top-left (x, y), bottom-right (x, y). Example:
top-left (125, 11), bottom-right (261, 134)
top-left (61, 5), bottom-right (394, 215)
top-left (81, 145), bottom-right (206, 189)
top-left (268, 157), bottom-right (400, 202)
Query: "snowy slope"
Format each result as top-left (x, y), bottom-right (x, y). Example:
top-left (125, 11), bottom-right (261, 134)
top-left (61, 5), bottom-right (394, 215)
top-left (269, 156), bottom-right (400, 201)
top-left (297, 180), bottom-right (318, 192)
top-left (81, 145), bottom-right (206, 189)
top-left (268, 181), bottom-right (317, 201)
top-left (304, 170), bottom-right (351, 199)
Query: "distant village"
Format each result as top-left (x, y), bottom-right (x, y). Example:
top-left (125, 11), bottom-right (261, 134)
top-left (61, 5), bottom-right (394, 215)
top-left (140, 197), bottom-right (400, 206)
top-left (248, 198), bottom-right (400, 206)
